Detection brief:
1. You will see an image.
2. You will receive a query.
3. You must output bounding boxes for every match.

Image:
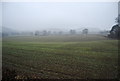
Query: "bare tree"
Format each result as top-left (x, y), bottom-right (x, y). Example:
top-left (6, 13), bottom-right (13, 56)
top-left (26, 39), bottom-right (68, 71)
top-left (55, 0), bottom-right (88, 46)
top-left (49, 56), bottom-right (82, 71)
top-left (35, 31), bottom-right (39, 36)
top-left (42, 30), bottom-right (47, 36)
top-left (70, 29), bottom-right (76, 35)
top-left (82, 29), bottom-right (88, 35)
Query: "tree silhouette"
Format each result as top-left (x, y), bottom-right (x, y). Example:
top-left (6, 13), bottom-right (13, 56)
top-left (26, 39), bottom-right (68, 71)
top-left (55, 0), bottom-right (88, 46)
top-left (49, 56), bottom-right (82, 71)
top-left (109, 24), bottom-right (120, 39)
top-left (108, 17), bottom-right (120, 39)
top-left (82, 29), bottom-right (88, 35)
top-left (70, 29), bottom-right (76, 35)
top-left (35, 31), bottom-right (39, 36)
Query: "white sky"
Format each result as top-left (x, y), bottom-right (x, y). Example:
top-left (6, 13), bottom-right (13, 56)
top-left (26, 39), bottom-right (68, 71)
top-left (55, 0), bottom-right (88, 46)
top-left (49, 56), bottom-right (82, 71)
top-left (1, 0), bottom-right (119, 2)
top-left (1, 2), bottom-right (118, 31)
top-left (0, 2), bottom-right (2, 32)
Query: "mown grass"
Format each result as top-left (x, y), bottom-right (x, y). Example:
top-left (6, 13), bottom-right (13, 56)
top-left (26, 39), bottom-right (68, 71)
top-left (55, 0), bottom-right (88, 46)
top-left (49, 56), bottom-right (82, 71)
top-left (2, 35), bottom-right (118, 79)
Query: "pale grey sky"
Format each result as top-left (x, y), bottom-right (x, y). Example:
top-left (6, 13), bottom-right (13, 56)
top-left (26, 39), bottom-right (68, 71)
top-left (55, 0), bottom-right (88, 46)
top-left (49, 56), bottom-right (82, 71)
top-left (0, 3), bottom-right (2, 28)
top-left (2, 2), bottom-right (118, 31)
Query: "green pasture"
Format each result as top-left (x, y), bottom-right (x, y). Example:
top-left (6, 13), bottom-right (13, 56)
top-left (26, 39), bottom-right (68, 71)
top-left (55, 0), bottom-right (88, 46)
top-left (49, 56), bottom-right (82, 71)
top-left (2, 35), bottom-right (118, 79)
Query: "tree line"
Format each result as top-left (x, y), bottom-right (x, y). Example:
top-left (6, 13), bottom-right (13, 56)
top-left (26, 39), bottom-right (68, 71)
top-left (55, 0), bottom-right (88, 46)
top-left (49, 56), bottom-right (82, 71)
top-left (2, 28), bottom-right (89, 37)
top-left (34, 29), bottom-right (88, 36)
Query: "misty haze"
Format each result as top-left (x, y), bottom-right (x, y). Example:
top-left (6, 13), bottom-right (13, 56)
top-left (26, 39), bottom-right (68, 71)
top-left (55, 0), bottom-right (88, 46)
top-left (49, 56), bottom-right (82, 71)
top-left (1, 2), bottom-right (119, 80)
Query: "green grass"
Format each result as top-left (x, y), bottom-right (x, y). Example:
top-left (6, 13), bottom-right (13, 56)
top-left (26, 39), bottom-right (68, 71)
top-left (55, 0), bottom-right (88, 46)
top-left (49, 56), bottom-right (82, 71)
top-left (2, 35), bottom-right (118, 79)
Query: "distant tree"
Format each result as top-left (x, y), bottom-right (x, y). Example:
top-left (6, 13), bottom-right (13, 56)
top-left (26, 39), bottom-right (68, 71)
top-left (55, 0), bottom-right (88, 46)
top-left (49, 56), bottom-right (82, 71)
top-left (70, 29), bottom-right (76, 35)
top-left (42, 30), bottom-right (47, 36)
top-left (35, 31), bottom-right (39, 36)
top-left (82, 29), bottom-right (88, 35)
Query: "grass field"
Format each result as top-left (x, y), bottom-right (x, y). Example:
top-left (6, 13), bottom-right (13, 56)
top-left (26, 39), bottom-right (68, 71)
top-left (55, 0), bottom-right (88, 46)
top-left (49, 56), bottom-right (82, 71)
top-left (2, 34), bottom-right (118, 79)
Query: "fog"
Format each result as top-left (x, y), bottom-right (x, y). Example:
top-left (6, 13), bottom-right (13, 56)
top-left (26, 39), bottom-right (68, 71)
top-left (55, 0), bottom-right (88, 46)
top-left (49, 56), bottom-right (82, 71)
top-left (0, 3), bottom-right (2, 31)
top-left (1, 2), bottom-right (118, 32)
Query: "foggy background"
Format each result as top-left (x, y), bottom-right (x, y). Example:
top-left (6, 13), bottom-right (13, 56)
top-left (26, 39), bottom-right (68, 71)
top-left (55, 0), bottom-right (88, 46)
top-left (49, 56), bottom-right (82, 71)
top-left (0, 2), bottom-right (2, 32)
top-left (1, 2), bottom-right (118, 34)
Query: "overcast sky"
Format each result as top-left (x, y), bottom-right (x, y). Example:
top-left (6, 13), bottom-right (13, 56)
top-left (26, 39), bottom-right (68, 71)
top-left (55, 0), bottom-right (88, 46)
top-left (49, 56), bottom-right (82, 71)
top-left (0, 3), bottom-right (2, 30)
top-left (1, 2), bottom-right (118, 31)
